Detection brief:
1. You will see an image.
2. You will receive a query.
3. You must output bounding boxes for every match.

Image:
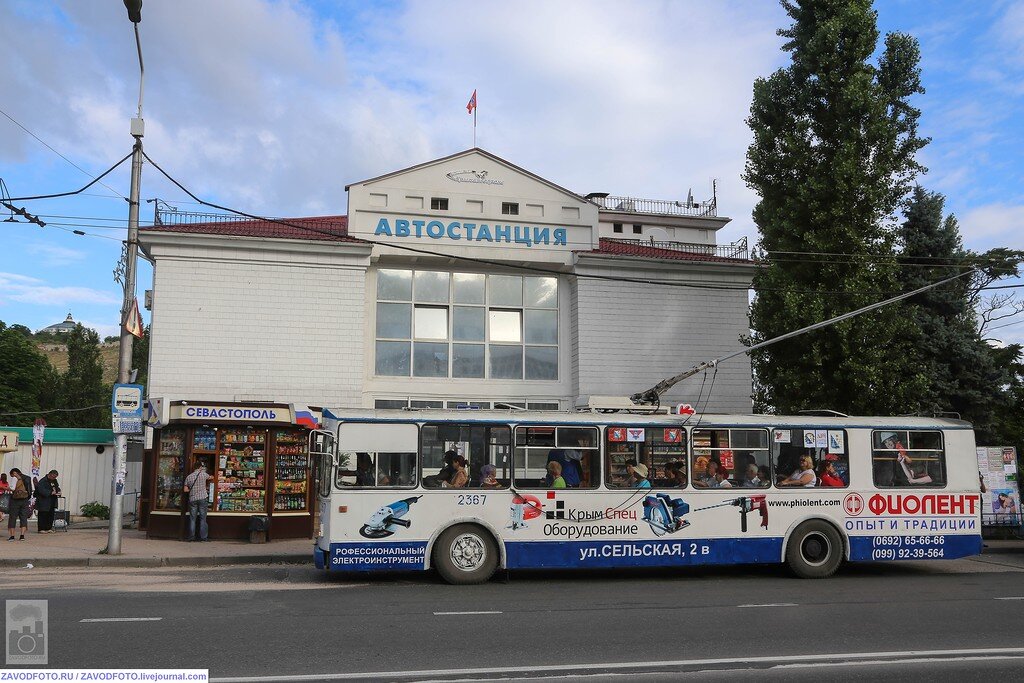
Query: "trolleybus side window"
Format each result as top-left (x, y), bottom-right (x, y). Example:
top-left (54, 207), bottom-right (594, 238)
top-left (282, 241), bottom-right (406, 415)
top-left (771, 428), bottom-right (850, 489)
top-left (606, 426), bottom-right (688, 488)
top-left (334, 422), bottom-right (418, 489)
top-left (872, 430), bottom-right (946, 487)
top-left (691, 428), bottom-right (770, 489)
top-left (310, 431), bottom-right (334, 498)
top-left (420, 422), bottom-right (511, 488)
top-left (514, 426), bottom-right (598, 488)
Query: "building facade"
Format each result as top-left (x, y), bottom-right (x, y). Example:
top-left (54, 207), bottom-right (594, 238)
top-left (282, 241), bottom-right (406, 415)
top-left (137, 148), bottom-right (755, 538)
top-left (141, 148), bottom-right (754, 413)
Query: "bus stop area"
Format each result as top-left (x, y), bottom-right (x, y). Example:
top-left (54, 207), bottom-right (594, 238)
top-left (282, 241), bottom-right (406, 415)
top-left (1, 525), bottom-right (1022, 570)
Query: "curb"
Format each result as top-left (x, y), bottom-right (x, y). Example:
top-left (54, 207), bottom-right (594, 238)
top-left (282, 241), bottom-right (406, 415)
top-left (0, 554), bottom-right (309, 569)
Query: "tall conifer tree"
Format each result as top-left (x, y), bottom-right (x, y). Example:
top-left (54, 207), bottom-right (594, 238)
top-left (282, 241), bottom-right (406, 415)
top-left (745, 0), bottom-right (929, 414)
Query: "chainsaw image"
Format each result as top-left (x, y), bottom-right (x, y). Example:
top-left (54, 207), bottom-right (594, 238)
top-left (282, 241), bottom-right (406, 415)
top-left (359, 496), bottom-right (423, 539)
top-left (643, 493), bottom-right (768, 536)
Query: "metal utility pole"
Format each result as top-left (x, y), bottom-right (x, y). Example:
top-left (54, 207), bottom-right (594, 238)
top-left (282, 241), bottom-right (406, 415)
top-left (108, 0), bottom-right (145, 555)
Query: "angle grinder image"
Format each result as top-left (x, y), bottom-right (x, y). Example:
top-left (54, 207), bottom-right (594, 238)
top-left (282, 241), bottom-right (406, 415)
top-left (642, 493), bottom-right (769, 536)
top-left (359, 496), bottom-right (423, 539)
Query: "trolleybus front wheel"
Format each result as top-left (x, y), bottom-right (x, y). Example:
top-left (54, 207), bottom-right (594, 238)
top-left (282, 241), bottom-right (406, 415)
top-left (786, 520), bottom-right (843, 579)
top-left (433, 524), bottom-right (498, 585)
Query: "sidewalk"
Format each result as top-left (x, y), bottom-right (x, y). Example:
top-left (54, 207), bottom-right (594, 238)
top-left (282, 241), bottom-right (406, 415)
top-left (0, 527), bottom-right (312, 568)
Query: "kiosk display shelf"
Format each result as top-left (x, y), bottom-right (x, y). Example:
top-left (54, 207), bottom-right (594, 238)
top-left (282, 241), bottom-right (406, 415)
top-left (156, 428), bottom-right (186, 509)
top-left (215, 428), bottom-right (267, 512)
top-left (272, 428), bottom-right (309, 511)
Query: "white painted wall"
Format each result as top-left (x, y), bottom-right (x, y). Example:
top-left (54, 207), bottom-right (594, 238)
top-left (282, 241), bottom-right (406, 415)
top-left (2, 444), bottom-right (140, 517)
top-left (142, 234), bottom-right (370, 409)
top-left (573, 257), bottom-right (755, 413)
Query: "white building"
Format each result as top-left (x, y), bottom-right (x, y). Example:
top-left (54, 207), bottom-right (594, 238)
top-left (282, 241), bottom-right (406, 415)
top-left (139, 148), bottom-right (754, 414)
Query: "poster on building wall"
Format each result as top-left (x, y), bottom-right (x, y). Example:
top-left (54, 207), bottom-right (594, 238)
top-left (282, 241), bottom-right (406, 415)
top-left (978, 446), bottom-right (1019, 521)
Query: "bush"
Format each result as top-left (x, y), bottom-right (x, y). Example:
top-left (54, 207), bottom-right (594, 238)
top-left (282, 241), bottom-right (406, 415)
top-left (80, 501), bottom-right (110, 519)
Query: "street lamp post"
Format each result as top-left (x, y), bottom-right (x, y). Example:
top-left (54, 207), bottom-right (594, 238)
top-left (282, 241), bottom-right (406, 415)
top-left (107, 0), bottom-right (144, 555)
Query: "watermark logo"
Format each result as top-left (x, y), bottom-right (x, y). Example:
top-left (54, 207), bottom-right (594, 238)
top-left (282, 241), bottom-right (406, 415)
top-left (6, 600), bottom-right (47, 665)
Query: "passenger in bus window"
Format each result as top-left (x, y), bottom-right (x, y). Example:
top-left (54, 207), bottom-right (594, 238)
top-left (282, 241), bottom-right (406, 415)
top-left (444, 455), bottom-right (469, 488)
top-left (664, 462), bottom-right (687, 488)
top-left (693, 460), bottom-right (719, 488)
top-left (547, 435), bottom-right (587, 488)
top-left (546, 461), bottom-right (567, 489)
top-left (778, 456), bottom-right (817, 487)
top-left (628, 463), bottom-right (651, 489)
top-left (816, 460), bottom-right (844, 487)
top-left (741, 463), bottom-right (763, 488)
top-left (757, 465), bottom-right (770, 483)
top-left (356, 453), bottom-right (375, 487)
top-left (424, 450), bottom-right (457, 488)
top-left (896, 451), bottom-right (932, 485)
top-left (714, 467), bottom-right (733, 488)
top-left (479, 464), bottom-right (501, 489)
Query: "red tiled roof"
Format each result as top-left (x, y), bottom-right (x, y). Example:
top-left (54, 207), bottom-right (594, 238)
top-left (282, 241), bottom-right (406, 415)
top-left (141, 215), bottom-right (362, 243)
top-left (577, 238), bottom-right (752, 264)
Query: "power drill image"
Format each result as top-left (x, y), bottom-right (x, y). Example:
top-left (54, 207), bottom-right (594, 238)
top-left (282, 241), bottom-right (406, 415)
top-left (359, 496), bottom-right (423, 539)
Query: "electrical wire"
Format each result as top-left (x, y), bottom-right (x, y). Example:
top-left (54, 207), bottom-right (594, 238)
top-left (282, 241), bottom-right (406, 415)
top-left (0, 106), bottom-right (128, 200)
top-left (141, 150), bottom-right (1014, 298)
top-left (6, 151), bottom-right (133, 202)
top-left (0, 404), bottom-right (107, 417)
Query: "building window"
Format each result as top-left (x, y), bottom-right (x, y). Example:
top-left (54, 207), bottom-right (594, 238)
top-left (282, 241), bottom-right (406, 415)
top-left (613, 223), bottom-right (623, 233)
top-left (375, 269), bottom-right (559, 380)
top-left (501, 202), bottom-right (519, 216)
top-left (633, 224), bottom-right (642, 234)
top-left (430, 197), bottom-right (449, 210)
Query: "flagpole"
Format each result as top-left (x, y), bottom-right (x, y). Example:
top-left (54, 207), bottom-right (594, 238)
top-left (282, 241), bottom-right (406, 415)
top-left (473, 103), bottom-right (477, 147)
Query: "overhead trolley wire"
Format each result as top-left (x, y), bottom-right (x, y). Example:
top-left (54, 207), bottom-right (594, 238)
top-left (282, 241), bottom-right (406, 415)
top-left (6, 151), bottom-right (134, 202)
top-left (141, 150), bottom-right (1010, 298)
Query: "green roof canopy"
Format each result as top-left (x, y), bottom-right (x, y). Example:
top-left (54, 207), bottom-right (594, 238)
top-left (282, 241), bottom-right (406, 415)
top-left (0, 427), bottom-right (114, 444)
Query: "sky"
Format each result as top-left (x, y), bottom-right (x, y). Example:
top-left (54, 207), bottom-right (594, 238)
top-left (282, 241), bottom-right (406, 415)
top-left (0, 0), bottom-right (1021, 344)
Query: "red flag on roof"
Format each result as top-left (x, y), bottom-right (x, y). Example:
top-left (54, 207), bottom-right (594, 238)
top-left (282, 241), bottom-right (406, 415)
top-left (466, 89), bottom-right (477, 114)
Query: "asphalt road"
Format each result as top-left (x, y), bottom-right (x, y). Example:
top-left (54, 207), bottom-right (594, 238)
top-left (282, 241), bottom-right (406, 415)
top-left (5, 554), bottom-right (1024, 681)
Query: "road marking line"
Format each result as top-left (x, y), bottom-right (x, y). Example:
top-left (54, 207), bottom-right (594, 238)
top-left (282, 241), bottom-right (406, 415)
top-left (737, 603), bottom-right (798, 608)
top-left (433, 611), bottom-right (502, 615)
top-left (206, 647), bottom-right (1024, 682)
top-left (995, 596), bottom-right (1024, 600)
top-left (79, 617), bottom-right (163, 623)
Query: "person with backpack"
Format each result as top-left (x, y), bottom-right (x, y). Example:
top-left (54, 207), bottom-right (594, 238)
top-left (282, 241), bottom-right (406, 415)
top-left (7, 468), bottom-right (33, 541)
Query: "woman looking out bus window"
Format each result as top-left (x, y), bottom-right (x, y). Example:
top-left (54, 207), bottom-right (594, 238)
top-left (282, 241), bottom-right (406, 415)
top-left (779, 455), bottom-right (817, 487)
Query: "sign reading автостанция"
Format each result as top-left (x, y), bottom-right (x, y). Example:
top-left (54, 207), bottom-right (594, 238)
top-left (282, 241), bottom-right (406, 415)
top-left (373, 217), bottom-right (567, 248)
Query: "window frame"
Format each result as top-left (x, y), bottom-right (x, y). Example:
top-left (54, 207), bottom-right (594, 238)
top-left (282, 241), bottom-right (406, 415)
top-left (871, 429), bottom-right (947, 489)
top-left (513, 425), bottom-right (600, 489)
top-left (333, 421), bottom-right (419, 490)
top-left (419, 421), bottom-right (513, 489)
top-left (770, 427), bottom-right (851, 490)
top-left (430, 197), bottom-right (449, 210)
top-left (501, 202), bottom-right (520, 216)
top-left (691, 427), bottom-right (771, 490)
top-left (605, 425), bottom-right (689, 489)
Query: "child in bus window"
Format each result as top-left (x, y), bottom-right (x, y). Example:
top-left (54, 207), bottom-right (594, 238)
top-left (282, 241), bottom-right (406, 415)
top-left (546, 461), bottom-right (566, 489)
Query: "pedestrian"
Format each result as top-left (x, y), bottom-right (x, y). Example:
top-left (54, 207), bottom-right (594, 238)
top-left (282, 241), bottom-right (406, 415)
top-left (7, 468), bottom-right (33, 541)
top-left (35, 470), bottom-right (62, 534)
top-left (0, 472), bottom-right (10, 524)
top-left (183, 461), bottom-right (213, 542)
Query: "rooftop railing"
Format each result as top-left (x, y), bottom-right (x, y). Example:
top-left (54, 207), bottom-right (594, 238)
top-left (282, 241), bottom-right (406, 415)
top-left (609, 236), bottom-right (748, 260)
top-left (590, 195), bottom-right (718, 218)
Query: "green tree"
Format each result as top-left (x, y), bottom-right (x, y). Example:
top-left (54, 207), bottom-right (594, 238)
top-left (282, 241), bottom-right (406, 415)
top-left (897, 186), bottom-right (1023, 442)
top-left (744, 0), bottom-right (930, 414)
top-left (57, 324), bottom-right (109, 428)
top-left (0, 321), bottom-right (54, 419)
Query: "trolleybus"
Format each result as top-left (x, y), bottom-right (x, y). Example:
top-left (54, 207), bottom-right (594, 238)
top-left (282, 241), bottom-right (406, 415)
top-left (311, 408), bottom-right (982, 583)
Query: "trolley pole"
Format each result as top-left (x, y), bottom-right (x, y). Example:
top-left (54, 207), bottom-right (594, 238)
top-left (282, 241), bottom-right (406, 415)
top-left (107, 1), bottom-right (145, 555)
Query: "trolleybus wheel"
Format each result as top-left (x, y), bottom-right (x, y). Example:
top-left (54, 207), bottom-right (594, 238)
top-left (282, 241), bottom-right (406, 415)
top-left (433, 524), bottom-right (498, 585)
top-left (786, 520), bottom-right (843, 579)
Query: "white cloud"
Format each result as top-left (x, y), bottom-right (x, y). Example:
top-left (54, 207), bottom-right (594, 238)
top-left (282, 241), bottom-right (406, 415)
top-left (959, 203), bottom-right (1024, 247)
top-left (26, 243), bottom-right (86, 266)
top-left (0, 271), bottom-right (120, 307)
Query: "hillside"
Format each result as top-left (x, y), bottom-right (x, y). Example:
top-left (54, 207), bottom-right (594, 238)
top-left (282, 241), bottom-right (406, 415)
top-left (37, 341), bottom-right (120, 384)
